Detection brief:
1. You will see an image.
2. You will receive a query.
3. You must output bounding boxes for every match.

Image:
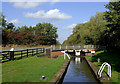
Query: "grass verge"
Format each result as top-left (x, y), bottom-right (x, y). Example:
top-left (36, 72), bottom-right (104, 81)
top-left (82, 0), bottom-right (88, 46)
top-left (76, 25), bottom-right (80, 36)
top-left (87, 50), bottom-right (120, 84)
top-left (2, 53), bottom-right (66, 82)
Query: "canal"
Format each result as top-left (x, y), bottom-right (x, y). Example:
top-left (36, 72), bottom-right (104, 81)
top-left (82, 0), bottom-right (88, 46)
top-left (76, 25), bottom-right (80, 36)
top-left (62, 56), bottom-right (100, 83)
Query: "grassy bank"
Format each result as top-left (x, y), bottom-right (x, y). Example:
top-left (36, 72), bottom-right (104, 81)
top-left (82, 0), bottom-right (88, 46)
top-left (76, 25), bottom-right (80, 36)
top-left (87, 50), bottom-right (120, 84)
top-left (2, 54), bottom-right (66, 82)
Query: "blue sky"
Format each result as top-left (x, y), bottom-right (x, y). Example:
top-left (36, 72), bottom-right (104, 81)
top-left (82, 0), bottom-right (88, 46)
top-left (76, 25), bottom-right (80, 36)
top-left (2, 2), bottom-right (109, 43)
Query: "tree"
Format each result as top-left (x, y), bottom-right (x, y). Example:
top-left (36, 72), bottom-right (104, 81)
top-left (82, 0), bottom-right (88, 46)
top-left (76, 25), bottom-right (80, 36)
top-left (7, 23), bottom-right (15, 30)
top-left (104, 1), bottom-right (120, 49)
top-left (63, 12), bottom-right (107, 45)
top-left (1, 14), bottom-right (58, 46)
top-left (14, 30), bottom-right (34, 45)
top-left (33, 23), bottom-right (58, 45)
top-left (1, 15), bottom-right (16, 46)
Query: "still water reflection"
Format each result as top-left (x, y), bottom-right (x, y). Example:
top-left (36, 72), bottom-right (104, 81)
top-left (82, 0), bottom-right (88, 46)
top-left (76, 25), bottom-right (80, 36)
top-left (63, 57), bottom-right (99, 83)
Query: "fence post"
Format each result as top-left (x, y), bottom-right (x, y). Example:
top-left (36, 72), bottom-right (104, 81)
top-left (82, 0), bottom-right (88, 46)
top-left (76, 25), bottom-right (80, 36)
top-left (36, 48), bottom-right (38, 54)
top-left (32, 49), bottom-right (33, 56)
top-left (10, 51), bottom-right (14, 60)
top-left (43, 48), bottom-right (45, 53)
top-left (21, 51), bottom-right (22, 58)
top-left (27, 49), bottom-right (28, 57)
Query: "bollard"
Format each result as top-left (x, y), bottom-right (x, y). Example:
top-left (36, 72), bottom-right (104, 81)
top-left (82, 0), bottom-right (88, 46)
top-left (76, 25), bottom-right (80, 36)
top-left (98, 58), bottom-right (100, 65)
top-left (10, 48), bottom-right (14, 60)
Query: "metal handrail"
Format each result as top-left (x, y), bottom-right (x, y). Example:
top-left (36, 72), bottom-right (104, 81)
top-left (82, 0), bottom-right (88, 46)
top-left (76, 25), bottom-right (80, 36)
top-left (61, 51), bottom-right (70, 59)
top-left (64, 53), bottom-right (70, 59)
top-left (98, 62), bottom-right (111, 78)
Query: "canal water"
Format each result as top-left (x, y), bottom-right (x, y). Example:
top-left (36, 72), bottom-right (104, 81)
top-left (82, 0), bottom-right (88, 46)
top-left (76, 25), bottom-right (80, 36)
top-left (62, 56), bottom-right (99, 83)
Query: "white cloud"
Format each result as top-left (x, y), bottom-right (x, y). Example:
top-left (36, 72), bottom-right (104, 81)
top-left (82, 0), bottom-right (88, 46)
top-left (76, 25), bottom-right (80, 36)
top-left (51, 0), bottom-right (60, 4)
top-left (13, 2), bottom-right (40, 9)
top-left (83, 21), bottom-right (87, 23)
top-left (10, 19), bottom-right (20, 24)
top-left (64, 24), bottom-right (77, 29)
top-left (25, 9), bottom-right (72, 20)
top-left (9, 0), bottom-right (60, 9)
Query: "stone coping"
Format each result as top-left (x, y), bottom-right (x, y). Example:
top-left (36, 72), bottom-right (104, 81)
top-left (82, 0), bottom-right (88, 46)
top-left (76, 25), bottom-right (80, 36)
top-left (50, 59), bottom-right (70, 84)
top-left (85, 56), bottom-right (112, 84)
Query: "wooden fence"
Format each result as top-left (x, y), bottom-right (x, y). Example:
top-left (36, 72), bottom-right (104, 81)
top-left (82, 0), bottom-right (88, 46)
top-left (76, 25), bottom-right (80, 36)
top-left (0, 48), bottom-right (44, 63)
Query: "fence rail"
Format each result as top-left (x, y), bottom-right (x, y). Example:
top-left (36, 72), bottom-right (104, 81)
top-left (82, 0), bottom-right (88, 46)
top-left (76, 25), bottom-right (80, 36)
top-left (51, 45), bottom-right (106, 50)
top-left (0, 48), bottom-right (44, 63)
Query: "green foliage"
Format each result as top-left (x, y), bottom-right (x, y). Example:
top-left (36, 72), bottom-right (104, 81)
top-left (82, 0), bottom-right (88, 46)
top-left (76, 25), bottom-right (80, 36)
top-left (63, 1), bottom-right (120, 50)
top-left (56, 40), bottom-right (61, 45)
top-left (1, 15), bottom-right (59, 46)
top-left (63, 12), bottom-right (108, 45)
top-left (103, 1), bottom-right (120, 49)
top-left (32, 23), bottom-right (58, 45)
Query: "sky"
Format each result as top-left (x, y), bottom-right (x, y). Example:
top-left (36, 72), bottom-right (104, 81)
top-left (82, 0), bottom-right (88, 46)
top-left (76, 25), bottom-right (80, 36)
top-left (2, 1), bottom-right (109, 44)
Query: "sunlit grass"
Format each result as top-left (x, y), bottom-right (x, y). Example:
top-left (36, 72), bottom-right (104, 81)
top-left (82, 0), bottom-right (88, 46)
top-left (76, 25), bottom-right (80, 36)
top-left (94, 50), bottom-right (104, 55)
top-left (2, 54), bottom-right (66, 82)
